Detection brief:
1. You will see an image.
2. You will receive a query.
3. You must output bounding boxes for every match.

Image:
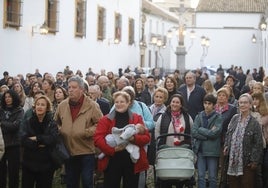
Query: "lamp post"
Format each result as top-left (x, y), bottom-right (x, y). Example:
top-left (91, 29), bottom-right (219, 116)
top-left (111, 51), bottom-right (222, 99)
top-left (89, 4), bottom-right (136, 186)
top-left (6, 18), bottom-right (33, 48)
top-left (259, 16), bottom-right (267, 31)
top-left (150, 35), bottom-right (166, 68)
top-left (256, 15), bottom-right (267, 69)
top-left (31, 22), bottom-right (49, 36)
top-left (259, 15), bottom-right (267, 70)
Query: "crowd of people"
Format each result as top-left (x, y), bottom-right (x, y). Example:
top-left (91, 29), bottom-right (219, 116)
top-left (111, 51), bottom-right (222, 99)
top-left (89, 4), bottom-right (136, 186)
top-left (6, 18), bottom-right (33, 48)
top-left (0, 64), bottom-right (267, 188)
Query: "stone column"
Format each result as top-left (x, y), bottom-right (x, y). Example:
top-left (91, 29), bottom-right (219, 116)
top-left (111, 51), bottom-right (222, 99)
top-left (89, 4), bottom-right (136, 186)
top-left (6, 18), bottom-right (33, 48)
top-left (175, 46), bottom-right (187, 73)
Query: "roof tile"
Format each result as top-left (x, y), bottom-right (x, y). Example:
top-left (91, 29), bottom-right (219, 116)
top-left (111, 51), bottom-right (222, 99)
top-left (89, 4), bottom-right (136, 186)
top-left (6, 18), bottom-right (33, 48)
top-left (196, 0), bottom-right (268, 13)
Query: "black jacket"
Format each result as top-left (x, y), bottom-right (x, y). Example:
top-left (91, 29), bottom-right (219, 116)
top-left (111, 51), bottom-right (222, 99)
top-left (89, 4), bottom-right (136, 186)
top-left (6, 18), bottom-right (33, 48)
top-left (140, 86), bottom-right (157, 106)
top-left (21, 111), bottom-right (58, 171)
top-left (158, 109), bottom-right (191, 147)
top-left (0, 106), bottom-right (24, 148)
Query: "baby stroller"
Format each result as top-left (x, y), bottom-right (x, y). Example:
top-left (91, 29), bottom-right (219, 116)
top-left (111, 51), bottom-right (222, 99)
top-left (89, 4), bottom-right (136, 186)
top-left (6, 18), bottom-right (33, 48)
top-left (154, 133), bottom-right (195, 188)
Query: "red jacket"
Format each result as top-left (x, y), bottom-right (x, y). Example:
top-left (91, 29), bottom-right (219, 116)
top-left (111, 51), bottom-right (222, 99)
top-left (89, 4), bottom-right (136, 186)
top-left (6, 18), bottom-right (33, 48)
top-left (94, 110), bottom-right (150, 174)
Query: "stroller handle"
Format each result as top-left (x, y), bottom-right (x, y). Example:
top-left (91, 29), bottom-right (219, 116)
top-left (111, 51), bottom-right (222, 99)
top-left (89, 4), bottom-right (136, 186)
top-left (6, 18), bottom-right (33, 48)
top-left (156, 133), bottom-right (191, 142)
top-left (156, 133), bottom-right (192, 150)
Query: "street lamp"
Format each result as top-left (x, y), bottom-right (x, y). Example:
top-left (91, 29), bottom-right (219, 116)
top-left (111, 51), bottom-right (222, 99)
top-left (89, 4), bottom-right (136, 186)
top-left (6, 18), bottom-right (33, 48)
top-left (31, 22), bottom-right (49, 36)
top-left (150, 35), bottom-right (166, 68)
top-left (259, 16), bottom-right (267, 31)
top-left (252, 34), bottom-right (257, 43)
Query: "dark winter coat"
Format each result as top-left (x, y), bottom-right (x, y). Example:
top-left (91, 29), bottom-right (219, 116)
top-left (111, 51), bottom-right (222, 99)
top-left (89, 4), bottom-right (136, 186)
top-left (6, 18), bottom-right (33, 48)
top-left (0, 106), bottom-right (24, 148)
top-left (21, 111), bottom-right (58, 171)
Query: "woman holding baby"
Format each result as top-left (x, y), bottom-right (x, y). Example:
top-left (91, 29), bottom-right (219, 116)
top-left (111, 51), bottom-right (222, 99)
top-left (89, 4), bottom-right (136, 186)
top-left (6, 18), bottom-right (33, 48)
top-left (94, 91), bottom-right (150, 188)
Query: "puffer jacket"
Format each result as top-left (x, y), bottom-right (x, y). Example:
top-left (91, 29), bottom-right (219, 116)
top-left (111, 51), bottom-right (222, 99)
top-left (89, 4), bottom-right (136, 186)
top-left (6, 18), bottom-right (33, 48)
top-left (0, 106), bottom-right (24, 148)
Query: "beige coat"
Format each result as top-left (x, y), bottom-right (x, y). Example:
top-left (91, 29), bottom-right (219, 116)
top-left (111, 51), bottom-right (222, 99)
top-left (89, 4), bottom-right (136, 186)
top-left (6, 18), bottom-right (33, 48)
top-left (0, 127), bottom-right (5, 160)
top-left (55, 95), bottom-right (103, 156)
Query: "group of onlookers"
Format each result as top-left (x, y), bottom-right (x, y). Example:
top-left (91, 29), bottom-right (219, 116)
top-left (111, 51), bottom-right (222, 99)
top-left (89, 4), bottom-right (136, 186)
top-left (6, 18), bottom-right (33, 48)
top-left (0, 64), bottom-right (267, 188)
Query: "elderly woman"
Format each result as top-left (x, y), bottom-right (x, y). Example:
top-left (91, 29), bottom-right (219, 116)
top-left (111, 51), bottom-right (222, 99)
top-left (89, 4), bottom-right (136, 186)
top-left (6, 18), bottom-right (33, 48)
top-left (21, 95), bottom-right (58, 188)
top-left (223, 93), bottom-right (263, 188)
top-left (215, 88), bottom-right (237, 186)
top-left (94, 91), bottom-right (150, 188)
top-left (149, 87), bottom-right (169, 120)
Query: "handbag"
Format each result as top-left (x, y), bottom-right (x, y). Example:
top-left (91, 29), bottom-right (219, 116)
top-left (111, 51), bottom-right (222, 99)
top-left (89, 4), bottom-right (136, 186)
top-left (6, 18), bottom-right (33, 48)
top-left (50, 134), bottom-right (70, 169)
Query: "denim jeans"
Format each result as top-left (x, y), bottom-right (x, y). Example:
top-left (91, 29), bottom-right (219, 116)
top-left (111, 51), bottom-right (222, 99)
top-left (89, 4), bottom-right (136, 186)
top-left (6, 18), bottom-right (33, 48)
top-left (65, 154), bottom-right (95, 188)
top-left (197, 153), bottom-right (219, 188)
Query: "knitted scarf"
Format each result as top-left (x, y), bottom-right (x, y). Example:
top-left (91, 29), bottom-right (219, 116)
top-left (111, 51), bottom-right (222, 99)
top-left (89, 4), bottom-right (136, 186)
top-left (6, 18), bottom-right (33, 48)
top-left (171, 111), bottom-right (185, 146)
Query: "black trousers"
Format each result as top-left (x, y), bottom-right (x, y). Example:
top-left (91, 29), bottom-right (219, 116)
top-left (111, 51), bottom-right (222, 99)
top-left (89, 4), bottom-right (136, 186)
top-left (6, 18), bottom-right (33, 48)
top-left (0, 146), bottom-right (20, 188)
top-left (21, 167), bottom-right (54, 188)
top-left (104, 150), bottom-right (139, 188)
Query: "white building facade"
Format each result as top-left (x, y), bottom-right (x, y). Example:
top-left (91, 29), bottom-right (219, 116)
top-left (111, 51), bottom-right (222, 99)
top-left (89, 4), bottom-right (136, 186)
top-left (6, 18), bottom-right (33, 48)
top-left (182, 0), bottom-right (268, 72)
top-left (0, 0), bottom-right (141, 76)
top-left (143, 0), bottom-right (268, 73)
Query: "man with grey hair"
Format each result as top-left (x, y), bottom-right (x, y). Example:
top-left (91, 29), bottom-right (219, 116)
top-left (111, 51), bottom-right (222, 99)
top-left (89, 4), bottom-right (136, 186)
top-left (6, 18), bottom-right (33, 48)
top-left (85, 75), bottom-right (96, 86)
top-left (97, 75), bottom-right (113, 105)
top-left (88, 85), bottom-right (110, 115)
top-left (55, 75), bottom-right (103, 188)
top-left (178, 71), bottom-right (206, 120)
top-left (116, 76), bottom-right (129, 91)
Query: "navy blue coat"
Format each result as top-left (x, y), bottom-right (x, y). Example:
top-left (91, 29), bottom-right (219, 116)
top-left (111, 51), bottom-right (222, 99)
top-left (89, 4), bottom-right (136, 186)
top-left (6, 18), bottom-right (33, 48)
top-left (178, 84), bottom-right (206, 120)
top-left (97, 98), bottom-right (110, 115)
